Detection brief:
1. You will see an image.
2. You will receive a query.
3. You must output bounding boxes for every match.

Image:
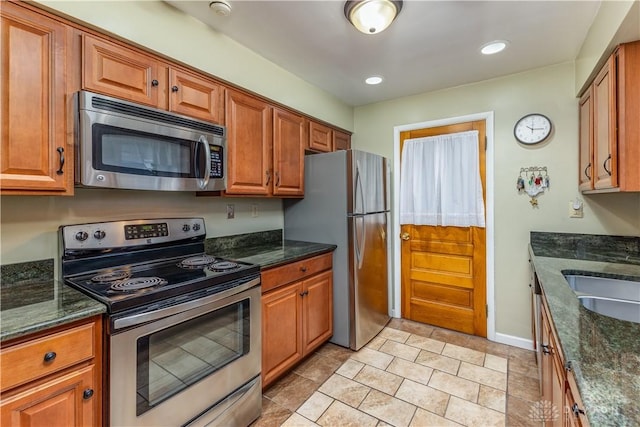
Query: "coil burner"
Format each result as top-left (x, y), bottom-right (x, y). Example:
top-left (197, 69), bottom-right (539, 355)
top-left (208, 261), bottom-right (239, 272)
top-left (92, 270), bottom-right (131, 283)
top-left (110, 277), bottom-right (168, 292)
top-left (178, 255), bottom-right (218, 269)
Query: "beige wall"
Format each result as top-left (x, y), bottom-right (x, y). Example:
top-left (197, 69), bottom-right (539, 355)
top-left (352, 62), bottom-right (640, 339)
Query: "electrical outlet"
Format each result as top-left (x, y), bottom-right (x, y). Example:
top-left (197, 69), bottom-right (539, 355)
top-left (569, 200), bottom-right (583, 218)
top-left (251, 204), bottom-right (258, 218)
top-left (226, 204), bottom-right (235, 219)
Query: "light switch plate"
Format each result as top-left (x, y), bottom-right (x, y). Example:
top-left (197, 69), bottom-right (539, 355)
top-left (569, 201), bottom-right (583, 218)
top-left (226, 204), bottom-right (235, 219)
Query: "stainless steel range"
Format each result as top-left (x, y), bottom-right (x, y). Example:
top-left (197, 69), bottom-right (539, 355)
top-left (60, 218), bottom-right (262, 427)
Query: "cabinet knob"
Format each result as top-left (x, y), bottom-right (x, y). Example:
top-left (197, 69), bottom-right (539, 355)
top-left (43, 351), bottom-right (57, 362)
top-left (300, 266), bottom-right (307, 272)
top-left (83, 389), bottom-right (94, 400)
top-left (56, 147), bottom-right (65, 175)
top-left (541, 344), bottom-right (551, 355)
top-left (171, 85), bottom-right (179, 92)
top-left (151, 79), bottom-right (159, 87)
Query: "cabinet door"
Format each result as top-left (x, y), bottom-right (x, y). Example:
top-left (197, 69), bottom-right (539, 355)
top-left (225, 89), bottom-right (273, 195)
top-left (0, 3), bottom-right (72, 194)
top-left (564, 371), bottom-right (589, 427)
top-left (334, 130), bottom-right (351, 151)
top-left (541, 305), bottom-right (563, 426)
top-left (592, 56), bottom-right (617, 190)
top-left (261, 283), bottom-right (302, 388)
top-left (308, 121), bottom-right (333, 152)
top-left (578, 88), bottom-right (593, 191)
top-left (83, 35), bottom-right (165, 108)
top-left (1, 365), bottom-right (97, 427)
top-left (273, 107), bottom-right (305, 197)
top-left (302, 270), bottom-right (333, 355)
top-left (168, 68), bottom-right (224, 124)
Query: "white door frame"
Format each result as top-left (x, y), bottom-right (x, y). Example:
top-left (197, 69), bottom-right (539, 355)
top-left (392, 111), bottom-right (496, 341)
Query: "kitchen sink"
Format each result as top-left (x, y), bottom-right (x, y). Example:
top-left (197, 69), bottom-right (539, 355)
top-left (563, 274), bottom-right (640, 302)
top-left (578, 296), bottom-right (640, 324)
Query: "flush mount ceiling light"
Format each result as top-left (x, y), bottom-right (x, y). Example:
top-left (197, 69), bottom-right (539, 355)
top-left (344, 0), bottom-right (403, 34)
top-left (365, 76), bottom-right (383, 85)
top-left (481, 40), bottom-right (508, 55)
top-left (209, 1), bottom-right (232, 17)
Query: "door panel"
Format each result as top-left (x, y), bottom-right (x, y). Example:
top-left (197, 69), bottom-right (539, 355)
top-left (400, 120), bottom-right (487, 337)
top-left (350, 212), bottom-right (390, 350)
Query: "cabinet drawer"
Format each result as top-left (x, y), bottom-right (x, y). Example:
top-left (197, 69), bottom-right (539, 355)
top-left (1, 323), bottom-right (95, 391)
top-left (261, 252), bottom-right (332, 293)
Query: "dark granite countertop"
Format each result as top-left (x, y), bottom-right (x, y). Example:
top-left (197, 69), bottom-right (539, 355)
top-left (0, 279), bottom-right (106, 343)
top-left (207, 239), bottom-right (336, 269)
top-left (529, 240), bottom-right (640, 426)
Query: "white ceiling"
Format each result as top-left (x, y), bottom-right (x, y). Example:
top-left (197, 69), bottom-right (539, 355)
top-left (165, 0), bottom-right (601, 107)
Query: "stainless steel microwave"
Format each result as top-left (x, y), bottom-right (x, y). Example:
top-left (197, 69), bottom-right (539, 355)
top-left (76, 90), bottom-right (226, 192)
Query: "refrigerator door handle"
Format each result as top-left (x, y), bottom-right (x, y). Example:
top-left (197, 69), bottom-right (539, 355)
top-left (355, 160), bottom-right (366, 215)
top-left (354, 215), bottom-right (365, 268)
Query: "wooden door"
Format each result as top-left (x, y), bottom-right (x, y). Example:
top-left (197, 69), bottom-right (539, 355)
top-left (273, 107), bottom-right (305, 197)
top-left (0, 3), bottom-right (72, 194)
top-left (83, 35), bottom-right (165, 108)
top-left (224, 89), bottom-right (272, 195)
top-left (400, 121), bottom-right (487, 337)
top-left (1, 365), bottom-right (96, 427)
top-left (578, 88), bottom-right (594, 191)
top-left (302, 271), bottom-right (333, 354)
top-left (592, 55), bottom-right (617, 190)
top-left (168, 68), bottom-right (224, 124)
top-left (261, 283), bottom-right (302, 388)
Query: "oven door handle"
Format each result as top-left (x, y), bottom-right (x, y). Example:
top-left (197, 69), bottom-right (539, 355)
top-left (112, 277), bottom-right (260, 331)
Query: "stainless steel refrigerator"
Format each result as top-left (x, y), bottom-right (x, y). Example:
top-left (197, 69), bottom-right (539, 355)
top-left (284, 149), bottom-right (390, 350)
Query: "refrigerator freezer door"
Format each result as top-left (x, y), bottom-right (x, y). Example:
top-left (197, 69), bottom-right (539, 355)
top-left (349, 211), bottom-right (390, 350)
top-left (349, 150), bottom-right (388, 215)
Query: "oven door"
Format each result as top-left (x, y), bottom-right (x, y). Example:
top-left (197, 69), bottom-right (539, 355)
top-left (109, 279), bottom-right (261, 427)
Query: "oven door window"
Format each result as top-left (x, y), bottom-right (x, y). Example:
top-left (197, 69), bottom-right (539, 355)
top-left (136, 299), bottom-right (250, 416)
top-left (93, 124), bottom-right (208, 178)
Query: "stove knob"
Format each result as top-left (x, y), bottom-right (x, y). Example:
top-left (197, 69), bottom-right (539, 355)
top-left (182, 224), bottom-right (191, 232)
top-left (75, 231), bottom-right (89, 242)
top-left (94, 230), bottom-right (106, 240)
top-left (192, 223), bottom-right (201, 231)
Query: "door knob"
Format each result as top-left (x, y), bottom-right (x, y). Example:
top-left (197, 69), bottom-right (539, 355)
top-left (400, 232), bottom-right (410, 241)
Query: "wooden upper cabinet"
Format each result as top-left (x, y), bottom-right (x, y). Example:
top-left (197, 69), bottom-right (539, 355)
top-left (83, 34), bottom-right (166, 108)
top-left (592, 55), bottom-right (617, 190)
top-left (578, 88), bottom-right (594, 191)
top-left (225, 88), bottom-right (273, 195)
top-left (579, 41), bottom-right (640, 193)
top-left (0, 2), bottom-right (73, 195)
top-left (334, 130), bottom-right (351, 151)
top-left (308, 121), bottom-right (333, 152)
top-left (168, 68), bottom-right (224, 124)
top-left (273, 107), bottom-right (305, 197)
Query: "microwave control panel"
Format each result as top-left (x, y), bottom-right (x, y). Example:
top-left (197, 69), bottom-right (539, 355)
top-left (210, 145), bottom-right (223, 178)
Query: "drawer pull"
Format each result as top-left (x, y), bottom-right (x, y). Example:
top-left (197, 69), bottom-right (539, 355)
top-left (300, 266), bottom-right (307, 272)
top-left (56, 147), bottom-right (65, 175)
top-left (43, 351), bottom-right (57, 363)
top-left (541, 344), bottom-right (551, 355)
top-left (571, 403), bottom-right (585, 416)
top-left (299, 290), bottom-right (309, 297)
top-left (83, 388), bottom-right (94, 400)
top-left (603, 154), bottom-right (612, 176)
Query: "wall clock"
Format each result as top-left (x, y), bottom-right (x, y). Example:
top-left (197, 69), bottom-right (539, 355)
top-left (514, 113), bottom-right (552, 145)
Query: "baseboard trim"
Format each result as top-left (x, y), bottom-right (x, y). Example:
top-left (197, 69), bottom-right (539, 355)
top-left (494, 332), bottom-right (534, 351)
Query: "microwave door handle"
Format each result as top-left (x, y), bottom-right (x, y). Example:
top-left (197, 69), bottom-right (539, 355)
top-left (197, 136), bottom-right (211, 190)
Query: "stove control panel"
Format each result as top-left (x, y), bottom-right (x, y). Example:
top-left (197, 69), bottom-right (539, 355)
top-left (61, 218), bottom-right (206, 250)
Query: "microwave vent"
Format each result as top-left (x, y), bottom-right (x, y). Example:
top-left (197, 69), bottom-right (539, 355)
top-left (91, 96), bottom-right (225, 137)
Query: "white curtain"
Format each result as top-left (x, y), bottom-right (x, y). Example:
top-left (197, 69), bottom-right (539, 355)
top-left (399, 130), bottom-right (485, 227)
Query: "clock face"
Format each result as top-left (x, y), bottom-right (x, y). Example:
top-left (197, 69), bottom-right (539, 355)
top-left (514, 114), bottom-right (552, 144)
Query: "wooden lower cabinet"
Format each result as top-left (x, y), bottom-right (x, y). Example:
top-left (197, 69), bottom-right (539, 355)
top-left (261, 254), bottom-right (333, 389)
top-left (540, 295), bottom-right (590, 427)
top-left (0, 316), bottom-right (102, 427)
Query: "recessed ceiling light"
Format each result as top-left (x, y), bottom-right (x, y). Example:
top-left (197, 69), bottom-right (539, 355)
top-left (480, 40), bottom-right (508, 55)
top-left (209, 1), bottom-right (232, 17)
top-left (365, 76), bottom-right (383, 85)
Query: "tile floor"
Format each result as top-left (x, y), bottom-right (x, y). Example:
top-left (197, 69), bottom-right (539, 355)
top-left (253, 318), bottom-right (542, 427)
